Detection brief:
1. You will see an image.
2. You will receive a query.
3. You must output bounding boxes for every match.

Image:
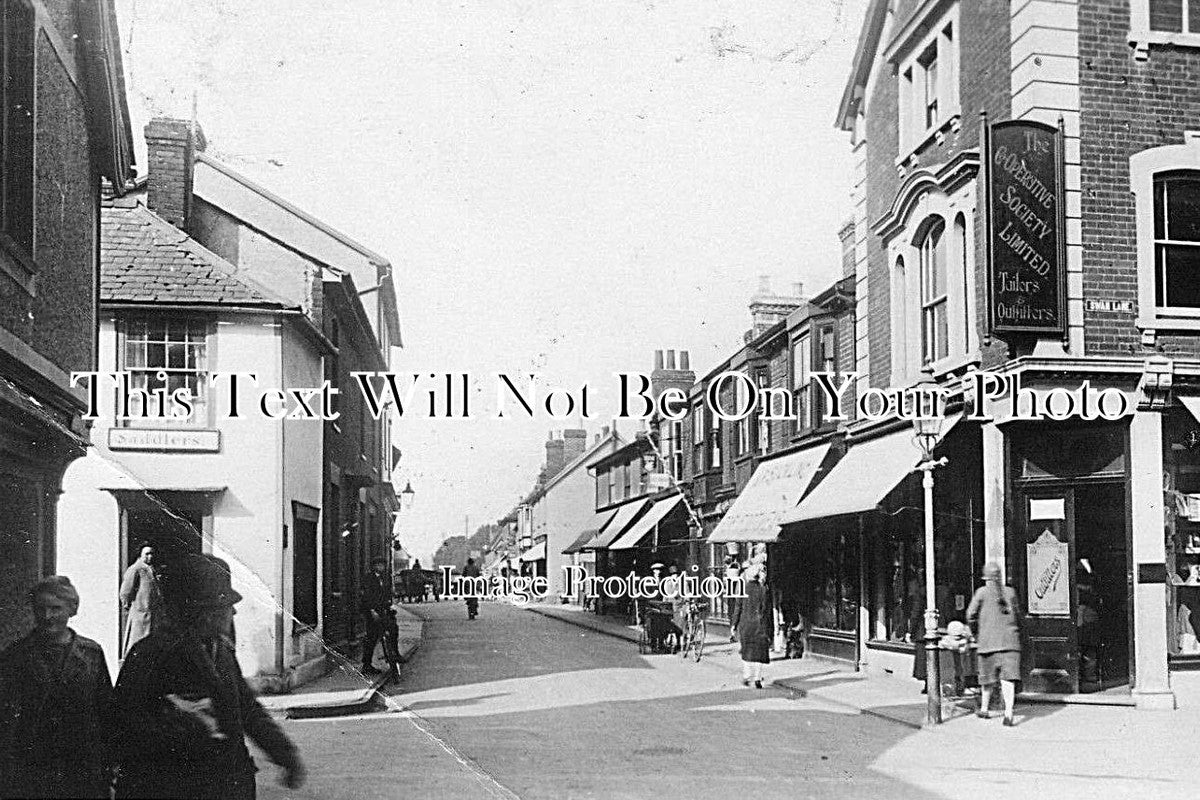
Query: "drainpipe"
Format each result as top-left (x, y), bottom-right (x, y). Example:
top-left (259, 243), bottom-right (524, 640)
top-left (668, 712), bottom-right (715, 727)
top-left (275, 321), bottom-right (287, 682)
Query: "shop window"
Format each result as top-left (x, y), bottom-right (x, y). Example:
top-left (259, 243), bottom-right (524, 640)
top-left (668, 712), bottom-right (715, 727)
top-left (1, 0), bottom-right (34, 261)
top-left (919, 218), bottom-right (949, 364)
top-left (1165, 408), bottom-right (1200, 660)
top-left (811, 529), bottom-right (859, 633)
top-left (1153, 172), bottom-right (1200, 309)
top-left (791, 333), bottom-right (810, 434)
top-left (120, 317), bottom-right (209, 425)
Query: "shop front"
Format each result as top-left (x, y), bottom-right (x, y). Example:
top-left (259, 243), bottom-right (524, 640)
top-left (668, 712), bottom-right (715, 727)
top-left (1004, 422), bottom-right (1132, 696)
top-left (781, 417), bottom-right (982, 677)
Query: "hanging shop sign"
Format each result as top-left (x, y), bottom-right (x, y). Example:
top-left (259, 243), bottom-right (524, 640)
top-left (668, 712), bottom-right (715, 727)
top-left (983, 117), bottom-right (1067, 337)
top-left (1026, 529), bottom-right (1070, 615)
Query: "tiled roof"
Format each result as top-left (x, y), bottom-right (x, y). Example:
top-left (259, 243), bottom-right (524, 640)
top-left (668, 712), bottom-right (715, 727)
top-left (100, 198), bottom-right (295, 308)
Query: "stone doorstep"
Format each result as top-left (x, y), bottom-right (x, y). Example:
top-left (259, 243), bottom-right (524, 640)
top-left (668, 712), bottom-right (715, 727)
top-left (258, 610), bottom-right (424, 718)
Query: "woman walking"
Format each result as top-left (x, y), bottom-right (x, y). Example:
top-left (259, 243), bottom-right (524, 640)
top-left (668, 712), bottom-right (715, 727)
top-left (0, 576), bottom-right (115, 799)
top-left (967, 561), bottom-right (1024, 726)
top-left (731, 565), bottom-right (773, 688)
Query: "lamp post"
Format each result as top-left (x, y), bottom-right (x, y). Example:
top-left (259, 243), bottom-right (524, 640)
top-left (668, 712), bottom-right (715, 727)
top-left (913, 382), bottom-right (948, 726)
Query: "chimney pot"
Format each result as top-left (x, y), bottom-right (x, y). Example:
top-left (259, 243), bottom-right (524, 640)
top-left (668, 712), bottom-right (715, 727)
top-left (757, 275), bottom-right (771, 294)
top-left (793, 281), bottom-right (805, 298)
top-left (680, 351), bottom-right (690, 371)
top-left (666, 350), bottom-right (676, 370)
top-left (654, 350), bottom-right (664, 370)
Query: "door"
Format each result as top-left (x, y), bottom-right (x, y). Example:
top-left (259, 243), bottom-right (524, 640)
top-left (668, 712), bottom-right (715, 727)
top-left (1014, 489), bottom-right (1078, 694)
top-left (1073, 482), bottom-right (1130, 691)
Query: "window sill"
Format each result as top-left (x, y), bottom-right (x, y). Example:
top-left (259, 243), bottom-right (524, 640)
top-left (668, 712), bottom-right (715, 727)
top-left (895, 113), bottom-right (963, 173)
top-left (1129, 29), bottom-right (1200, 60)
top-left (925, 350), bottom-right (982, 381)
top-left (1138, 313), bottom-right (1200, 338)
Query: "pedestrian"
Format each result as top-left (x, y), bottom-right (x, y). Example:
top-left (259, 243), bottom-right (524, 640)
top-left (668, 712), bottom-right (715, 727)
top-left (112, 554), bottom-right (305, 798)
top-left (731, 564), bottom-right (773, 689)
top-left (360, 556), bottom-right (393, 675)
top-left (120, 542), bottom-right (160, 657)
top-left (967, 561), bottom-right (1024, 726)
top-left (463, 557), bottom-right (482, 619)
top-left (724, 557), bottom-right (741, 643)
top-left (0, 576), bottom-right (115, 799)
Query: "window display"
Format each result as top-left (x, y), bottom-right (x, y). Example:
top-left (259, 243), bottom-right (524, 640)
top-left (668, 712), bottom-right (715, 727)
top-left (1165, 408), bottom-right (1200, 659)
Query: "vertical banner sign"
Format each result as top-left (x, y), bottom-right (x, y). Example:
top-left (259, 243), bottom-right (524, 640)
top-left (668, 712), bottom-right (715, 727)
top-left (983, 118), bottom-right (1067, 336)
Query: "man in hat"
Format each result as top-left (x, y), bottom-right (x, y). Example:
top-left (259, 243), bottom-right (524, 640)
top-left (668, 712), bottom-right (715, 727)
top-left (119, 542), bottom-right (160, 657)
top-left (360, 556), bottom-right (393, 675)
top-left (112, 554), bottom-right (305, 799)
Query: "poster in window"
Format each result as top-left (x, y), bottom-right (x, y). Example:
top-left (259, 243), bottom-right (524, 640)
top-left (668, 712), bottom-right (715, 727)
top-left (983, 117), bottom-right (1067, 337)
top-left (1026, 529), bottom-right (1070, 615)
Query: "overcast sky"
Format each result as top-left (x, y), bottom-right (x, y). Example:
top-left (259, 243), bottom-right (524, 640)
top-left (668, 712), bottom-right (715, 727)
top-left (114, 0), bottom-right (867, 563)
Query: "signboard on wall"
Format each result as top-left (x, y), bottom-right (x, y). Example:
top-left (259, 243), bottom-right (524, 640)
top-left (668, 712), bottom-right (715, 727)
top-left (984, 118), bottom-right (1067, 337)
top-left (108, 428), bottom-right (221, 452)
top-left (1026, 529), bottom-right (1070, 615)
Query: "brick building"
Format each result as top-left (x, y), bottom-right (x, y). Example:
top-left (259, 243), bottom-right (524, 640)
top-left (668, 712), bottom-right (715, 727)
top-left (0, 0), bottom-right (133, 648)
top-left (820, 0), bottom-right (1200, 707)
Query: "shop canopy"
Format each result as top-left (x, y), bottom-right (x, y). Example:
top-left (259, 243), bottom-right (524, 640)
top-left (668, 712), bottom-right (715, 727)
top-left (706, 442), bottom-right (831, 543)
top-left (582, 499), bottom-right (649, 551)
top-left (563, 527), bottom-right (602, 555)
top-left (609, 493), bottom-right (686, 550)
top-left (519, 541), bottom-right (547, 562)
top-left (780, 415), bottom-right (961, 525)
top-left (1181, 396), bottom-right (1200, 424)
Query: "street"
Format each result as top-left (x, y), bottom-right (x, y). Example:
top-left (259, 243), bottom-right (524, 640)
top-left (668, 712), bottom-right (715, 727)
top-left (257, 602), bottom-right (940, 800)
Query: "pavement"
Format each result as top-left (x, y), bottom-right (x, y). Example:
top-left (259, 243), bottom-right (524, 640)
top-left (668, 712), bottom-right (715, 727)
top-left (258, 605), bottom-right (424, 718)
top-left (254, 599), bottom-right (1200, 800)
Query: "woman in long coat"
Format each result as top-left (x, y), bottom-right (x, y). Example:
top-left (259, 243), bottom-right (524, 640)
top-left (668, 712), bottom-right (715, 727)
top-left (730, 565), bottom-right (773, 688)
top-left (0, 576), bottom-right (115, 799)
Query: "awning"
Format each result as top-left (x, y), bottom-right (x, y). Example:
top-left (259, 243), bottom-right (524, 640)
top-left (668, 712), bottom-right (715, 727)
top-left (519, 541), bottom-right (546, 562)
top-left (707, 442), bottom-right (831, 543)
top-left (563, 528), bottom-right (600, 555)
top-left (609, 494), bottom-right (685, 550)
top-left (582, 499), bottom-right (649, 551)
top-left (563, 510), bottom-right (616, 555)
top-left (781, 416), bottom-right (960, 525)
top-left (1181, 396), bottom-right (1200, 424)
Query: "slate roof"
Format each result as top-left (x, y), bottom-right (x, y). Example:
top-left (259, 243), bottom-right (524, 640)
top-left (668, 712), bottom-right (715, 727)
top-left (100, 198), bottom-right (295, 308)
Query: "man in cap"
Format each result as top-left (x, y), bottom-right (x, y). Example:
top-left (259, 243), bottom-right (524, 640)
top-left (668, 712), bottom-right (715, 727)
top-left (359, 556), bottom-right (393, 675)
top-left (113, 554), bottom-right (305, 798)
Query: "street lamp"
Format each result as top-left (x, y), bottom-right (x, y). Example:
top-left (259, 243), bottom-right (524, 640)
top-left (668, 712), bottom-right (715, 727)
top-left (912, 375), bottom-right (949, 726)
top-left (400, 480), bottom-right (415, 511)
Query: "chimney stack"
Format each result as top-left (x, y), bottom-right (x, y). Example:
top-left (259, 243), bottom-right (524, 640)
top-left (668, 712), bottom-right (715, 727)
top-left (144, 118), bottom-right (206, 231)
top-left (748, 274), bottom-right (806, 340)
top-left (649, 348), bottom-right (696, 411)
top-left (562, 428), bottom-right (587, 463)
top-left (544, 433), bottom-right (566, 478)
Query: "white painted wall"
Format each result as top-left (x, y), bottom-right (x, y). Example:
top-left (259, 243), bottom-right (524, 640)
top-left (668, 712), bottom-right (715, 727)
top-left (57, 313), bottom-right (323, 681)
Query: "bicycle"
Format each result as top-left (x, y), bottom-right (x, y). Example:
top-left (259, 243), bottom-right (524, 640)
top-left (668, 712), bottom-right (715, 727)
top-left (678, 599), bottom-right (708, 662)
top-left (380, 608), bottom-right (402, 684)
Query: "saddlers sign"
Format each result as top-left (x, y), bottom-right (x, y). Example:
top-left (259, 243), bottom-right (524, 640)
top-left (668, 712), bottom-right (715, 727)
top-left (983, 118), bottom-right (1066, 336)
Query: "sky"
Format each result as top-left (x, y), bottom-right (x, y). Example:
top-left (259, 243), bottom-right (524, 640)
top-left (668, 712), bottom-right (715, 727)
top-left (114, 0), bottom-right (868, 563)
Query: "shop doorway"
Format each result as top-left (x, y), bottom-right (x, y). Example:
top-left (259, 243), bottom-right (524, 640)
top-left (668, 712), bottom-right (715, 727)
top-left (1014, 481), bottom-right (1130, 694)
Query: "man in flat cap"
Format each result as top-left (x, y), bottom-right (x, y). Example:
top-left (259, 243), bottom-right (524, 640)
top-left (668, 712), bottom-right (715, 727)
top-left (113, 554), bottom-right (305, 799)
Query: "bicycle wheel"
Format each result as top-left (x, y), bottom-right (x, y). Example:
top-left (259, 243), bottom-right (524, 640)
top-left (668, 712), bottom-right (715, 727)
top-left (693, 619), bottom-right (706, 662)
